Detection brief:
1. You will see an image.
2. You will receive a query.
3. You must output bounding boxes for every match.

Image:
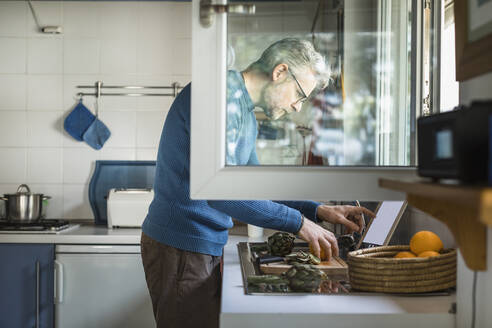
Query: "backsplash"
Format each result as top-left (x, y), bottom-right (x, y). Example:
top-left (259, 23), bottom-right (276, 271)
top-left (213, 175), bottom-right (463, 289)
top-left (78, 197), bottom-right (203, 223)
top-left (0, 1), bottom-right (191, 219)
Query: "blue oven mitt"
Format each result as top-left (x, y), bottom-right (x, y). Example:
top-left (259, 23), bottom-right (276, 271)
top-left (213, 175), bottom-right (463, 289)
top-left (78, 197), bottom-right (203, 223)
top-left (64, 100), bottom-right (96, 141)
top-left (82, 118), bottom-right (111, 150)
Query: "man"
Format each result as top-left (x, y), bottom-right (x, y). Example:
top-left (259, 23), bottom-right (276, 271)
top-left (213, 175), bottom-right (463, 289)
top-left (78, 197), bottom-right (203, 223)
top-left (141, 38), bottom-right (375, 328)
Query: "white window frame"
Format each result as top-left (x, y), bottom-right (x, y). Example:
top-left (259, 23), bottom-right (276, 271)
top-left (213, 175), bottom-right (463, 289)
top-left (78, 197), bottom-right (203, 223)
top-left (190, 0), bottom-right (416, 201)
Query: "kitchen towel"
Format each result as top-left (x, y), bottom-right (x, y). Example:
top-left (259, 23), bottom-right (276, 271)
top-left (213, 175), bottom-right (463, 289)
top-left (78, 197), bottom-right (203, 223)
top-left (64, 100), bottom-right (95, 141)
top-left (82, 118), bottom-right (111, 150)
top-left (82, 96), bottom-right (110, 150)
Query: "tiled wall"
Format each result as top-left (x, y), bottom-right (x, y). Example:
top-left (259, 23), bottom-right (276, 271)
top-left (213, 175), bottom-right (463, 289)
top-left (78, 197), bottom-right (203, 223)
top-left (0, 1), bottom-right (191, 220)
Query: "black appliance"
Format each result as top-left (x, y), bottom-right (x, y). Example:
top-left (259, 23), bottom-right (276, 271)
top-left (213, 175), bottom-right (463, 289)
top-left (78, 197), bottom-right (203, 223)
top-left (417, 101), bottom-right (492, 183)
top-left (0, 219), bottom-right (72, 233)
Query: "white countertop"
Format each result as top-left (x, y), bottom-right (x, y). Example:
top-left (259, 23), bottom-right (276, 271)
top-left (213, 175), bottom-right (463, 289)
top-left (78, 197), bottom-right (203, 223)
top-left (0, 223), bottom-right (142, 244)
top-left (221, 235), bottom-right (456, 328)
top-left (0, 223), bottom-right (456, 327)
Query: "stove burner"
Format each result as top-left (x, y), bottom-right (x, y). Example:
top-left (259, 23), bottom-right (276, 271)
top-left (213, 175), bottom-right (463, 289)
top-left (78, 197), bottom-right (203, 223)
top-left (0, 219), bottom-right (70, 232)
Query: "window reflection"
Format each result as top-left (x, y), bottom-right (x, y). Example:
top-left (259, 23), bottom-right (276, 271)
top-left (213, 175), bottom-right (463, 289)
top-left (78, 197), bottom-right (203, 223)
top-left (226, 0), bottom-right (414, 167)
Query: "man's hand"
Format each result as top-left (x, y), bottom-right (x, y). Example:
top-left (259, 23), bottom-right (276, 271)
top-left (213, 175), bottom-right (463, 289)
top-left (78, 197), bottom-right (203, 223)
top-left (297, 218), bottom-right (338, 261)
top-left (316, 205), bottom-right (376, 234)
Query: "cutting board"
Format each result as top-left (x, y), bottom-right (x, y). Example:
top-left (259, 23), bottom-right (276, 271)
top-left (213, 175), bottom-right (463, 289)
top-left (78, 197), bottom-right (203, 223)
top-left (260, 257), bottom-right (349, 278)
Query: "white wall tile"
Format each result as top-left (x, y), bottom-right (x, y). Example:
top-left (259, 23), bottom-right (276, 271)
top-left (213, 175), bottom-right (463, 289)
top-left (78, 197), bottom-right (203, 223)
top-left (29, 183), bottom-right (64, 219)
top-left (0, 148), bottom-right (26, 183)
top-left (99, 148), bottom-right (135, 161)
top-left (137, 2), bottom-right (174, 40)
top-left (99, 2), bottom-right (138, 40)
top-left (0, 38), bottom-right (26, 73)
top-left (135, 76), bottom-right (175, 111)
top-left (64, 39), bottom-right (100, 74)
top-left (27, 148), bottom-right (63, 183)
top-left (62, 129), bottom-right (87, 148)
top-left (0, 75), bottom-right (26, 111)
top-left (171, 38), bottom-right (191, 76)
top-left (62, 2), bottom-right (100, 38)
top-left (0, 1), bottom-right (192, 218)
top-left (0, 111), bottom-right (27, 147)
top-left (0, 184), bottom-right (20, 195)
top-left (63, 148), bottom-right (98, 184)
top-left (27, 1), bottom-right (63, 37)
top-left (172, 3), bottom-right (192, 39)
top-left (97, 75), bottom-right (137, 111)
top-left (27, 37), bottom-right (63, 74)
top-left (0, 1), bottom-right (27, 37)
top-left (62, 74), bottom-right (99, 111)
top-left (172, 75), bottom-right (191, 87)
top-left (27, 75), bottom-right (63, 111)
top-left (136, 39), bottom-right (173, 76)
top-left (136, 111), bottom-right (167, 148)
top-left (27, 111), bottom-right (63, 147)
top-left (101, 39), bottom-right (137, 74)
top-left (136, 148), bottom-right (158, 161)
top-left (98, 111), bottom-right (136, 148)
top-left (63, 184), bottom-right (93, 219)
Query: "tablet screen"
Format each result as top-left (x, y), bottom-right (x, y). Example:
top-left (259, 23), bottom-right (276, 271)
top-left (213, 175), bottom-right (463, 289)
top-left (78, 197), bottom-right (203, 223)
top-left (362, 201), bottom-right (406, 246)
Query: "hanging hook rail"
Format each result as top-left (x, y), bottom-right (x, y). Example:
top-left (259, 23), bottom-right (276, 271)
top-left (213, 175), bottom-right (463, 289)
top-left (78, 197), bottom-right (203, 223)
top-left (76, 81), bottom-right (184, 98)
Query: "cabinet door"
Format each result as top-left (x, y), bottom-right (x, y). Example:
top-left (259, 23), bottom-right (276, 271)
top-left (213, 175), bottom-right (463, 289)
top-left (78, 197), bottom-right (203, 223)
top-left (54, 246), bottom-right (154, 328)
top-left (0, 244), bottom-right (54, 328)
top-left (191, 0), bottom-right (426, 200)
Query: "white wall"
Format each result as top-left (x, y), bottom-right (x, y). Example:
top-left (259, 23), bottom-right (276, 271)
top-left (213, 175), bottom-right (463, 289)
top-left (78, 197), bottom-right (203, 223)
top-left (456, 71), bottom-right (492, 328)
top-left (0, 1), bottom-right (191, 220)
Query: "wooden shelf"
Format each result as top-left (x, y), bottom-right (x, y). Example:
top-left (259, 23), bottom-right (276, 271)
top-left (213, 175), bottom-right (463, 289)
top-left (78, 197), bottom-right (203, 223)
top-left (379, 178), bottom-right (489, 271)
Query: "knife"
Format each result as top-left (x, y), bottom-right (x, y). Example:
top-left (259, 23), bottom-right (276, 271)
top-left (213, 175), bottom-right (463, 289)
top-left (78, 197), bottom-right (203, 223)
top-left (256, 255), bottom-right (285, 266)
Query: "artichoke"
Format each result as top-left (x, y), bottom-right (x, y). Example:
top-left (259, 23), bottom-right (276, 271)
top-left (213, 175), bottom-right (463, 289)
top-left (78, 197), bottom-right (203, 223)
top-left (282, 263), bottom-right (327, 292)
top-left (267, 232), bottom-right (295, 256)
top-left (247, 275), bottom-right (290, 293)
top-left (285, 250), bottom-right (321, 265)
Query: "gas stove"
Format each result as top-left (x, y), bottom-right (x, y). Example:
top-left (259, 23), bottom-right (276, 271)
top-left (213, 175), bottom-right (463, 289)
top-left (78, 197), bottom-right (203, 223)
top-left (0, 219), bottom-right (79, 234)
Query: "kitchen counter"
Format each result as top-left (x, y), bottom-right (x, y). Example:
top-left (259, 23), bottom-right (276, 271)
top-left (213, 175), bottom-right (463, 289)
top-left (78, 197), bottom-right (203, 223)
top-left (0, 222), bottom-right (251, 245)
top-left (0, 223), bottom-right (456, 327)
top-left (0, 222), bottom-right (142, 244)
top-left (221, 234), bottom-right (456, 328)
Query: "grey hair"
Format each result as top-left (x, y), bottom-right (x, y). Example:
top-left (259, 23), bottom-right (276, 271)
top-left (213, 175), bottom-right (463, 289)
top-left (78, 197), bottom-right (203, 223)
top-left (248, 38), bottom-right (331, 90)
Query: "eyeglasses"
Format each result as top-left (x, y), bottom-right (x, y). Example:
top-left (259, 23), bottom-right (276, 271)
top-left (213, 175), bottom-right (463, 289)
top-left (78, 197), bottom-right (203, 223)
top-left (288, 68), bottom-right (308, 105)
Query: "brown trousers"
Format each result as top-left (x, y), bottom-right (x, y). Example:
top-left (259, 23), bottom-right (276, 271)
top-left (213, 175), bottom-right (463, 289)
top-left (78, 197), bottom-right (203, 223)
top-left (140, 232), bottom-right (222, 328)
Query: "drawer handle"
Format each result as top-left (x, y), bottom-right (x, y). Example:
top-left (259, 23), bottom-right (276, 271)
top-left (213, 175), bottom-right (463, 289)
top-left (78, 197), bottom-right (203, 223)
top-left (54, 260), bottom-right (64, 304)
top-left (35, 260), bottom-right (40, 328)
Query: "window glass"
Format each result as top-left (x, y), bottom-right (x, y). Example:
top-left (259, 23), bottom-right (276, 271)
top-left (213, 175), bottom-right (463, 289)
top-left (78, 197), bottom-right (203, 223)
top-left (226, 0), bottom-right (415, 166)
top-left (440, 0), bottom-right (459, 112)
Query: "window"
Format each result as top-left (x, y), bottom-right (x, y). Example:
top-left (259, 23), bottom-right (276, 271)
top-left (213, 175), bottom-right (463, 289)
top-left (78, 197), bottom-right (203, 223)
top-left (440, 0), bottom-right (459, 112)
top-left (190, 0), bottom-right (427, 200)
top-left (226, 0), bottom-right (415, 167)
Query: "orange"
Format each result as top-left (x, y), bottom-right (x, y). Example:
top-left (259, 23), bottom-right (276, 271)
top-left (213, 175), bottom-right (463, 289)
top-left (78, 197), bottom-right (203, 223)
top-left (309, 244), bottom-right (327, 260)
top-left (394, 251), bottom-right (417, 258)
top-left (418, 250), bottom-right (440, 258)
top-left (410, 231), bottom-right (443, 255)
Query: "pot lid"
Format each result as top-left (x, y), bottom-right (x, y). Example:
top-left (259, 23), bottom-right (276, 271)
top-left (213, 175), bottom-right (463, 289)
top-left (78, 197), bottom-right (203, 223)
top-left (4, 184), bottom-right (41, 196)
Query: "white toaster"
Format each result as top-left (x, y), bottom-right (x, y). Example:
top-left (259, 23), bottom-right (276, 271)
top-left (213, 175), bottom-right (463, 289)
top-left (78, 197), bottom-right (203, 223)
top-left (107, 188), bottom-right (154, 228)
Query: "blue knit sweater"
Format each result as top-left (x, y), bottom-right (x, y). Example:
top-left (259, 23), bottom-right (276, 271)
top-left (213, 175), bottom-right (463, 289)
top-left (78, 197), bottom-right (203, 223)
top-left (142, 71), bottom-right (320, 256)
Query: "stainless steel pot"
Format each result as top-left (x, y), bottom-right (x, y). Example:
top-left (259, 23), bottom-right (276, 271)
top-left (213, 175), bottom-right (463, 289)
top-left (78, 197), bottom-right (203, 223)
top-left (0, 184), bottom-right (51, 222)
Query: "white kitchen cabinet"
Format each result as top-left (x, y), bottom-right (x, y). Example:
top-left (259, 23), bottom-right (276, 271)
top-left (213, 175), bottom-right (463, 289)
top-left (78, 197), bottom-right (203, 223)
top-left (190, 0), bottom-right (431, 201)
top-left (54, 245), bottom-right (155, 328)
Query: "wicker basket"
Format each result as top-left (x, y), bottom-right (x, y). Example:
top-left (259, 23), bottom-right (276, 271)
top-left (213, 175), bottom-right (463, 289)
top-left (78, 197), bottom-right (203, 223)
top-left (347, 245), bottom-right (457, 293)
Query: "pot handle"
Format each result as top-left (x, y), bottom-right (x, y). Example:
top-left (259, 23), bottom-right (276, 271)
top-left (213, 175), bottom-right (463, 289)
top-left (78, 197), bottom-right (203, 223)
top-left (0, 196), bottom-right (6, 201)
top-left (42, 196), bottom-right (51, 200)
top-left (16, 184), bottom-right (31, 194)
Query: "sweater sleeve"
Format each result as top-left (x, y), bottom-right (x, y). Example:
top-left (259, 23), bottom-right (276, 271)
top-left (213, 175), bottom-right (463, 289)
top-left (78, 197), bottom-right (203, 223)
top-left (207, 199), bottom-right (302, 233)
top-left (274, 201), bottom-right (321, 222)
